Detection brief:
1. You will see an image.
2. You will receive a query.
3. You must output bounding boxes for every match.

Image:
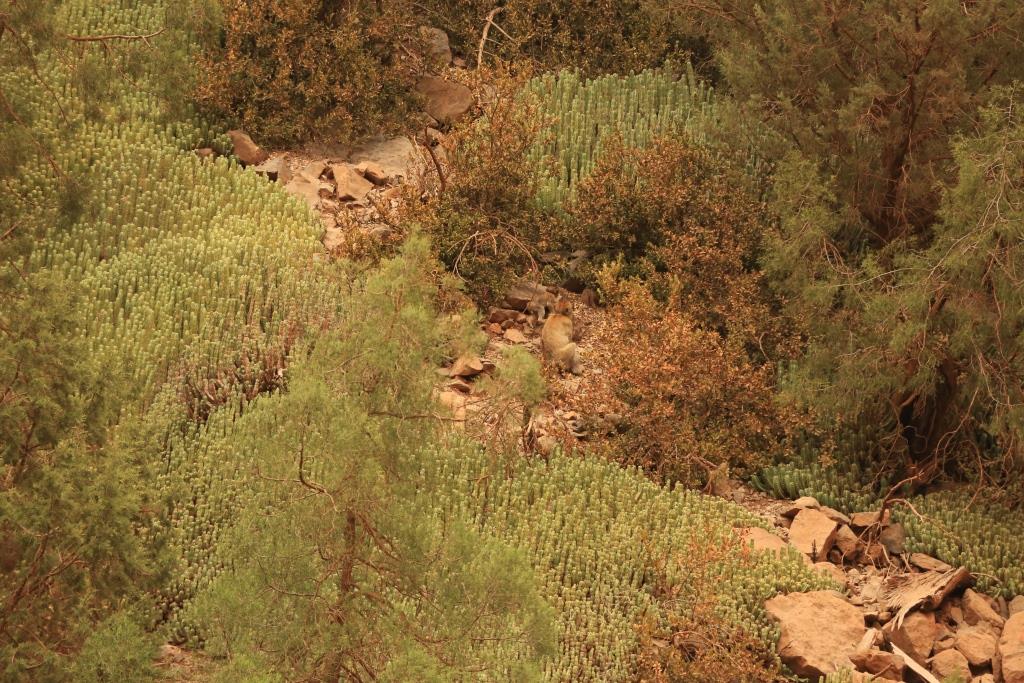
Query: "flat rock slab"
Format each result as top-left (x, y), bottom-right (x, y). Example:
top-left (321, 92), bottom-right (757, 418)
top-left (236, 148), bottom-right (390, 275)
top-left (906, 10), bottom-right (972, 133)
top-left (765, 590), bottom-right (866, 678)
top-left (737, 527), bottom-right (790, 556)
top-left (329, 163), bottom-right (373, 201)
top-left (348, 137), bottom-right (420, 185)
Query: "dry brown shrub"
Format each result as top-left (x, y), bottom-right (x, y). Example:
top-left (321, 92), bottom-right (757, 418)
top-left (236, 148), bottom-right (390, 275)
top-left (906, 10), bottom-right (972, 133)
top-left (637, 531), bottom-right (787, 683)
top-left (421, 1), bottom-right (696, 73)
top-left (601, 279), bottom-right (798, 486)
top-left (573, 138), bottom-right (805, 485)
top-left (194, 0), bottom-right (414, 145)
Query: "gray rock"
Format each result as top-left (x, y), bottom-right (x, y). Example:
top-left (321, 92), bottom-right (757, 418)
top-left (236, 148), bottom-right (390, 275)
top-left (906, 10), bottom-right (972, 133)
top-left (878, 522), bottom-right (907, 554)
top-left (418, 26), bottom-right (452, 68)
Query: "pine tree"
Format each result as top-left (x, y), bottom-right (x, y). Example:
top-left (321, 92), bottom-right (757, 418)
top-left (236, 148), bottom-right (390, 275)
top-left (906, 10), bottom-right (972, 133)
top-left (183, 236), bottom-right (556, 681)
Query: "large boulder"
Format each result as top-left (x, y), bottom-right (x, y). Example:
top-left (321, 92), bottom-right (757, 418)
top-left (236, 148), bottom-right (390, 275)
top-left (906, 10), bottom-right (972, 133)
top-left (765, 591), bottom-right (866, 678)
top-left (998, 612), bottom-right (1024, 683)
top-left (789, 508), bottom-right (839, 561)
top-left (227, 129), bottom-right (268, 166)
top-left (1011, 595), bottom-right (1024, 617)
top-left (415, 76), bottom-right (474, 124)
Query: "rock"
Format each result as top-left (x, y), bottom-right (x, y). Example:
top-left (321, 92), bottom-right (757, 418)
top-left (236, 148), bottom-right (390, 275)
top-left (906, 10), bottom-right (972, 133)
top-left (415, 76), bottom-right (474, 124)
top-left (504, 282), bottom-right (548, 310)
top-left (195, 147), bottom-right (216, 160)
top-left (367, 224), bottom-right (392, 240)
top-left (1011, 595), bottom-right (1024, 617)
top-left (849, 648), bottom-right (905, 681)
top-left (764, 590), bottom-right (866, 678)
top-left (330, 163), bottom-right (374, 201)
top-left (782, 496), bottom-right (821, 517)
top-left (348, 136), bottom-right (420, 184)
top-left (504, 328), bottom-right (527, 344)
top-left (850, 509), bottom-right (891, 528)
top-left (283, 163), bottom-right (333, 211)
top-left (942, 602), bottom-right (966, 626)
top-left (998, 612), bottom-right (1024, 683)
top-left (909, 552), bottom-right (953, 572)
top-left (737, 527), bottom-right (791, 556)
top-left (488, 308), bottom-right (522, 324)
top-left (820, 506), bottom-right (853, 526)
top-left (933, 636), bottom-right (956, 653)
top-left (227, 129), bottom-right (268, 166)
top-left (447, 378), bottom-right (473, 394)
top-left (964, 588), bottom-right (1006, 631)
top-left (361, 161), bottom-right (389, 185)
top-left (885, 609), bottom-right (939, 665)
top-left (252, 156), bottom-right (291, 183)
top-left (835, 524), bottom-right (862, 559)
top-left (878, 522), bottom-right (907, 555)
top-left (929, 648), bottom-right (972, 682)
top-left (814, 562), bottom-right (848, 587)
top-left (449, 354), bottom-right (485, 378)
top-left (955, 625), bottom-right (998, 667)
top-left (789, 508), bottom-right (839, 561)
top-left (972, 675), bottom-right (996, 683)
top-left (861, 575), bottom-right (884, 603)
top-left (418, 26), bottom-right (452, 68)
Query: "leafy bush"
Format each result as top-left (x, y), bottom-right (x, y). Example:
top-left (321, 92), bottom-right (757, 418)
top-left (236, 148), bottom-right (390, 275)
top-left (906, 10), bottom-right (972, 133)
top-left (418, 77), bottom-right (557, 302)
top-left (194, 0), bottom-right (414, 145)
top-left (422, 1), bottom-right (699, 74)
top-left (69, 612), bottom-right (158, 683)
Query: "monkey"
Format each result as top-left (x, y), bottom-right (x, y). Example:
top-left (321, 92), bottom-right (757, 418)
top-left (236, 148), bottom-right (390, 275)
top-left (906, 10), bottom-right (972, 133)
top-left (540, 298), bottom-right (582, 375)
top-left (526, 289), bottom-right (558, 323)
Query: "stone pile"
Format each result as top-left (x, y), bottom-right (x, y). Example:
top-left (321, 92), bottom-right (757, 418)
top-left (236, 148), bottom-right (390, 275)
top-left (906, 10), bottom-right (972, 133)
top-left (740, 496), bottom-right (1024, 681)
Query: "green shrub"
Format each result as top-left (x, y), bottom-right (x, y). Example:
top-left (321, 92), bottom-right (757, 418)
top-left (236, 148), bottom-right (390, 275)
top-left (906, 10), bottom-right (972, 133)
top-left (69, 612), bottom-right (158, 683)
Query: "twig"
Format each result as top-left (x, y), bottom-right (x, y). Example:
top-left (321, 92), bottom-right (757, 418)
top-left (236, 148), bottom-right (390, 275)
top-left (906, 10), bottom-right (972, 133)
top-left (64, 27), bottom-right (165, 46)
top-left (421, 127), bottom-right (446, 194)
top-left (477, 8), bottom-right (504, 70)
